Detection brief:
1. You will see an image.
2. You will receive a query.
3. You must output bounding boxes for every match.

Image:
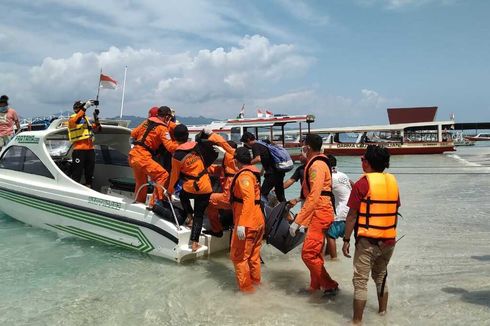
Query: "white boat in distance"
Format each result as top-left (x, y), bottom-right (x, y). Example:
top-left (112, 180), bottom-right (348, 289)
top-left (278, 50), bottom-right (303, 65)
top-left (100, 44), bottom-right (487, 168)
top-left (0, 118), bottom-right (230, 262)
top-left (465, 133), bottom-right (490, 141)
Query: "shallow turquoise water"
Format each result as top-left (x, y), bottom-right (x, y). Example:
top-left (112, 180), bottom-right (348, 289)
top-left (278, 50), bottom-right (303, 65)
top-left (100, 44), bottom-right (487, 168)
top-left (1, 145), bottom-right (490, 325)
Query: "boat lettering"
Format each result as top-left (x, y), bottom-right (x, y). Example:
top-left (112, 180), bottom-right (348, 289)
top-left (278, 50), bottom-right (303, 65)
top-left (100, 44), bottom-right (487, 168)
top-left (336, 142), bottom-right (402, 148)
top-left (15, 135), bottom-right (40, 144)
top-left (88, 196), bottom-right (122, 210)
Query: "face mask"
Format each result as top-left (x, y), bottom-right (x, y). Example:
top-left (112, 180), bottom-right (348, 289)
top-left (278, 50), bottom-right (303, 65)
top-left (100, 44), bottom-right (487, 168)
top-left (301, 145), bottom-right (308, 158)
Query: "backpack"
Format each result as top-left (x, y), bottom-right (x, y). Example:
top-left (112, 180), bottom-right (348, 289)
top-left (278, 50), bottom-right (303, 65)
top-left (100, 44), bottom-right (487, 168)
top-left (257, 140), bottom-right (294, 172)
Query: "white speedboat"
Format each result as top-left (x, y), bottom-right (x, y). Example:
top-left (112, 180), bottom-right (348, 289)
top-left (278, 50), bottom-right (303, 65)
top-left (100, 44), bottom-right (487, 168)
top-left (0, 118), bottom-right (230, 262)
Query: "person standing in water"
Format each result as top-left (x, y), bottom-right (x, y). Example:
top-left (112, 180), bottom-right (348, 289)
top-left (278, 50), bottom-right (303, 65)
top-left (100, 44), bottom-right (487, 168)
top-left (229, 147), bottom-right (265, 292)
top-left (325, 154), bottom-right (353, 259)
top-left (289, 134), bottom-right (338, 294)
top-left (342, 145), bottom-right (400, 325)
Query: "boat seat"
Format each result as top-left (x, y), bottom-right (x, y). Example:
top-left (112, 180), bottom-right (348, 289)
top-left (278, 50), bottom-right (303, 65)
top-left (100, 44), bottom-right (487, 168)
top-left (108, 177), bottom-right (154, 193)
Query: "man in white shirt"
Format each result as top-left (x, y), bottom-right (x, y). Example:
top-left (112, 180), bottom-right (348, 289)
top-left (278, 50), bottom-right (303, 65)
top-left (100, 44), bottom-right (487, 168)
top-left (326, 154), bottom-right (353, 259)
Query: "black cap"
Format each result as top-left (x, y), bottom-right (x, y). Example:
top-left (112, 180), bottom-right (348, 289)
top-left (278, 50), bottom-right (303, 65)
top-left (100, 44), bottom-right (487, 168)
top-left (0, 95), bottom-right (8, 104)
top-left (240, 131), bottom-right (255, 143)
top-left (158, 106), bottom-right (172, 117)
top-left (234, 147), bottom-right (252, 165)
top-left (227, 140), bottom-right (238, 149)
top-left (174, 124), bottom-right (189, 142)
top-left (73, 100), bottom-right (84, 110)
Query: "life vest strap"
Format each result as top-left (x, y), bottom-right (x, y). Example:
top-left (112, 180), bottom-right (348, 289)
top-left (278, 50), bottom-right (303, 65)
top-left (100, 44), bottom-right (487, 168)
top-left (358, 212), bottom-right (398, 217)
top-left (181, 169), bottom-right (208, 192)
top-left (230, 197), bottom-right (261, 205)
top-left (133, 143), bottom-right (156, 156)
top-left (230, 168), bottom-right (261, 205)
top-left (133, 120), bottom-right (160, 156)
top-left (357, 223), bottom-right (396, 230)
top-left (361, 199), bottom-right (398, 204)
top-left (224, 172), bottom-right (236, 177)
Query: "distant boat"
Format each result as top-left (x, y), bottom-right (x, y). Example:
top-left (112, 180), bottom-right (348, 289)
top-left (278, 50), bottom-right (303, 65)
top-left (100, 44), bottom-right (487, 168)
top-left (311, 120), bottom-right (456, 156)
top-left (465, 133), bottom-right (490, 141)
top-left (452, 131), bottom-right (475, 146)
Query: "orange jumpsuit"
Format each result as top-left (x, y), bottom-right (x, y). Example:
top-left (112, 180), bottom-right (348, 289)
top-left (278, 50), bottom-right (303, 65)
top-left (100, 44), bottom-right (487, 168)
top-left (206, 134), bottom-right (237, 233)
top-left (129, 117), bottom-right (178, 203)
top-left (230, 166), bottom-right (265, 292)
top-left (295, 154), bottom-right (338, 291)
top-left (168, 141), bottom-right (213, 242)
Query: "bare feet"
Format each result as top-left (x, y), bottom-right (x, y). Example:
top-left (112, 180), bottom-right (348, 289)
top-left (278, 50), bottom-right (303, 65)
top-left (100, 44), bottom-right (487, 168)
top-left (191, 241), bottom-right (201, 252)
top-left (185, 214), bottom-right (193, 227)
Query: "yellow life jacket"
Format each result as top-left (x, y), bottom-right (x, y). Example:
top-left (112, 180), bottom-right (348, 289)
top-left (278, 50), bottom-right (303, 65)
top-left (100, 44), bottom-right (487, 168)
top-left (356, 172), bottom-right (399, 239)
top-left (68, 113), bottom-right (93, 143)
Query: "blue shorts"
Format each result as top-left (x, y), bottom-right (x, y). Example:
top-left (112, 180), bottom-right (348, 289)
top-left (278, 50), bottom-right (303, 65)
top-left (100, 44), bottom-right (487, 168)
top-left (327, 221), bottom-right (345, 239)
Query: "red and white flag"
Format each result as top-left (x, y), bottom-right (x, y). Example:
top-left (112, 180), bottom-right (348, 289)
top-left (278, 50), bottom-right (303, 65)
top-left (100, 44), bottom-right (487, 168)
top-left (265, 110), bottom-right (273, 118)
top-left (99, 73), bottom-right (118, 89)
top-left (257, 109), bottom-right (264, 118)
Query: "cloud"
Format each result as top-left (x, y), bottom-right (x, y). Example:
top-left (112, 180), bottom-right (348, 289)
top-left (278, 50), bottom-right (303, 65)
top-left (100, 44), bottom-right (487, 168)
top-left (274, 0), bottom-right (329, 26)
top-left (355, 0), bottom-right (459, 10)
top-left (19, 35), bottom-right (313, 117)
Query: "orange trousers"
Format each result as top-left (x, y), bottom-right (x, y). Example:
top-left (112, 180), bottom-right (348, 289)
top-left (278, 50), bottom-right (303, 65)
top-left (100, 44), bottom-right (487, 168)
top-left (230, 226), bottom-right (264, 292)
top-left (301, 219), bottom-right (338, 291)
top-left (129, 154), bottom-right (169, 204)
top-left (206, 192), bottom-right (231, 232)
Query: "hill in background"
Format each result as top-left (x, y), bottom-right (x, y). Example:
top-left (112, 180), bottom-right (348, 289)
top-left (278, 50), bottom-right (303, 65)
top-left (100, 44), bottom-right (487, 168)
top-left (119, 115), bottom-right (216, 128)
top-left (21, 111), bottom-right (217, 129)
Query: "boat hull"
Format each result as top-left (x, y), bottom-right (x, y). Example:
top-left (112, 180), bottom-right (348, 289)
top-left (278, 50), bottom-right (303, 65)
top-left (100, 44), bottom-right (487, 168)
top-left (465, 136), bottom-right (490, 141)
top-left (0, 185), bottom-right (230, 263)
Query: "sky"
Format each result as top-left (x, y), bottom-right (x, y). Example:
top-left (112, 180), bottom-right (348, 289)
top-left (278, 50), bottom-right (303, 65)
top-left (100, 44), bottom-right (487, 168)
top-left (1, 0), bottom-right (489, 127)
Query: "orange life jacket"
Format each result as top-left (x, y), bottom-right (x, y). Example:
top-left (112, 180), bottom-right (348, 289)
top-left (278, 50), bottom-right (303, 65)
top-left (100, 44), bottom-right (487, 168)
top-left (356, 172), bottom-right (399, 239)
top-left (174, 141), bottom-right (210, 192)
top-left (230, 166), bottom-right (261, 206)
top-left (132, 118), bottom-right (166, 155)
top-left (300, 154), bottom-right (335, 210)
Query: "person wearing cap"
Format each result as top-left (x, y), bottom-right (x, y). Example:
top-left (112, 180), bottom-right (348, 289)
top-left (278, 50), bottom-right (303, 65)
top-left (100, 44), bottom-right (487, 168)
top-left (129, 106), bottom-right (178, 204)
top-left (148, 106), bottom-right (159, 118)
top-left (240, 131), bottom-right (286, 202)
top-left (229, 146), bottom-right (265, 292)
top-left (68, 100), bottom-right (101, 187)
top-left (167, 124), bottom-right (212, 252)
top-left (0, 95), bottom-right (20, 149)
top-left (342, 145), bottom-right (400, 324)
top-left (289, 133), bottom-right (339, 294)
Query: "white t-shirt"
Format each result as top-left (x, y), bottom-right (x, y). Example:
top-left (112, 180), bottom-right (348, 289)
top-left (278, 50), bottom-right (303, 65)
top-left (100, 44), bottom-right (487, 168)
top-left (332, 169), bottom-right (352, 221)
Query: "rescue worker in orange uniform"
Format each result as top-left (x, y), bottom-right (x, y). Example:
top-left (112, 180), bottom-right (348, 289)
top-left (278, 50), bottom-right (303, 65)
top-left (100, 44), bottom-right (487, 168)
top-left (68, 100), bottom-right (101, 187)
top-left (167, 124), bottom-right (213, 252)
top-left (230, 147), bottom-right (265, 292)
top-left (289, 133), bottom-right (339, 294)
top-left (129, 106), bottom-right (178, 204)
top-left (205, 140), bottom-right (238, 237)
top-left (342, 145), bottom-right (400, 325)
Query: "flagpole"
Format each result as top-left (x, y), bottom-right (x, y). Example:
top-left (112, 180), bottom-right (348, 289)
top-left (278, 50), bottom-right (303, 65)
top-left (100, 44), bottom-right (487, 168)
top-left (95, 68), bottom-right (102, 108)
top-left (119, 66), bottom-right (127, 119)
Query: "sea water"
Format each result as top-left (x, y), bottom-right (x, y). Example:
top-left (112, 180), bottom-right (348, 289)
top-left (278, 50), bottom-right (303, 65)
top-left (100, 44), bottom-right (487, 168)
top-left (1, 145), bottom-right (490, 325)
